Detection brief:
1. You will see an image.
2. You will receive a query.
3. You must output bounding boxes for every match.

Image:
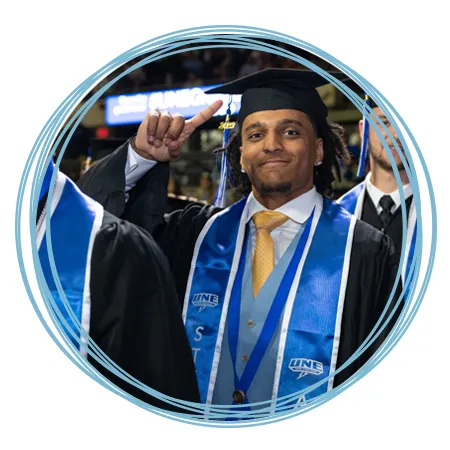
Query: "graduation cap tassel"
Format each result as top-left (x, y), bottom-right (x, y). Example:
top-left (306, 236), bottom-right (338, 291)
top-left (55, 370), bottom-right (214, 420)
top-left (357, 94), bottom-right (370, 177)
top-left (213, 96), bottom-right (234, 207)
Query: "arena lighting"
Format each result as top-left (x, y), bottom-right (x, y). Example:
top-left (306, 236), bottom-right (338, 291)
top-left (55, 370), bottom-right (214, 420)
top-left (105, 85), bottom-right (242, 126)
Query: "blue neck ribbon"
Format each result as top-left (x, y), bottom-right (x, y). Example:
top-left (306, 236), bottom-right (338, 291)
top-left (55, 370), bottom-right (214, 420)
top-left (227, 210), bottom-right (315, 408)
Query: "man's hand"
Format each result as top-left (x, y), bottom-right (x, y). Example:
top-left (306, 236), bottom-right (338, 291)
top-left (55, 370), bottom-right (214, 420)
top-left (132, 99), bottom-right (223, 162)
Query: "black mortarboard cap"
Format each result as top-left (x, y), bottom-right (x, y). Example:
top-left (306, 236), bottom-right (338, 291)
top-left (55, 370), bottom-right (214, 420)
top-left (206, 68), bottom-right (350, 207)
top-left (206, 68), bottom-right (350, 125)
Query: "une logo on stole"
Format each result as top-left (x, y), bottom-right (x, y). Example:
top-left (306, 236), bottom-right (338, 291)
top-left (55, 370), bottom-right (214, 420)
top-left (288, 358), bottom-right (324, 379)
top-left (192, 293), bottom-right (219, 312)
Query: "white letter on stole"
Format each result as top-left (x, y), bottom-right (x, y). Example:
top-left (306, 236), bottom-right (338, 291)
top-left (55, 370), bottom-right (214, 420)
top-left (192, 348), bottom-right (201, 363)
top-left (194, 326), bottom-right (204, 342)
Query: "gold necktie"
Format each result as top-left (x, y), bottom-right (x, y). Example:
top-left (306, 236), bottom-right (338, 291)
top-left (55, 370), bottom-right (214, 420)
top-left (252, 211), bottom-right (289, 298)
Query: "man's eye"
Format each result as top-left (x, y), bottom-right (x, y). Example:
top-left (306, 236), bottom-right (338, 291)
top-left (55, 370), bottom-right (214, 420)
top-left (249, 132), bottom-right (263, 139)
top-left (284, 129), bottom-right (299, 136)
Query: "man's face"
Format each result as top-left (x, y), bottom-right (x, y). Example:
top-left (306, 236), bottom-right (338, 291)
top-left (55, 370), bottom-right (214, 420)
top-left (361, 106), bottom-right (405, 171)
top-left (240, 109), bottom-right (323, 197)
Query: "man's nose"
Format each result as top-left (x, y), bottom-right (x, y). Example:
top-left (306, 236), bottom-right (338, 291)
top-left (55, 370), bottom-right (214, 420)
top-left (263, 131), bottom-right (282, 153)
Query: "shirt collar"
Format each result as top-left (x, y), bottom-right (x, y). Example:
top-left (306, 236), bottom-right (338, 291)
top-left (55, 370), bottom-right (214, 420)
top-left (366, 172), bottom-right (413, 210)
top-left (244, 186), bottom-right (318, 225)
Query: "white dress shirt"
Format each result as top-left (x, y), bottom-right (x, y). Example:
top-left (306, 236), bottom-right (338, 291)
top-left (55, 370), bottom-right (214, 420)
top-left (366, 173), bottom-right (413, 215)
top-left (124, 144), bottom-right (157, 201)
top-left (243, 188), bottom-right (318, 263)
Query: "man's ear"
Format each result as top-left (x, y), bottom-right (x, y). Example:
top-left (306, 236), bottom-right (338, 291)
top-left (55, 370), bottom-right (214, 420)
top-left (315, 138), bottom-right (324, 164)
top-left (358, 119), bottom-right (364, 138)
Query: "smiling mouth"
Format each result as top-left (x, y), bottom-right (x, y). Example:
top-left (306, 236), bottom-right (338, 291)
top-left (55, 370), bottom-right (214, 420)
top-left (260, 160), bottom-right (289, 167)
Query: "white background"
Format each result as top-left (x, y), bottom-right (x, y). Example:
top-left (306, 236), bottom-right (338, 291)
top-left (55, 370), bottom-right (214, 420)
top-left (1, 1), bottom-right (449, 448)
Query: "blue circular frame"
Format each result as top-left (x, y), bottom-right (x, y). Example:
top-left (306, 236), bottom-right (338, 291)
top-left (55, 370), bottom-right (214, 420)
top-left (15, 25), bottom-right (437, 427)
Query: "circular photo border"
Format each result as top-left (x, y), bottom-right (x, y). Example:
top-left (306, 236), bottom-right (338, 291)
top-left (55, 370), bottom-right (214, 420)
top-left (15, 25), bottom-right (437, 427)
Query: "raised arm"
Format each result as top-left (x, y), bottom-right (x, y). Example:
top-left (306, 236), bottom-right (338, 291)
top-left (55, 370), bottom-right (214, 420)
top-left (77, 100), bottom-right (223, 234)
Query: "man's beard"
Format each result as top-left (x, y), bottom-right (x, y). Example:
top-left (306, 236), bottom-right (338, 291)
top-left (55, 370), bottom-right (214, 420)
top-left (369, 143), bottom-right (405, 172)
top-left (259, 181), bottom-right (292, 195)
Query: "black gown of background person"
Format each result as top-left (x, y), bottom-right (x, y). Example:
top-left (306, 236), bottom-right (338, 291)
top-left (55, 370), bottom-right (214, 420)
top-left (77, 141), bottom-right (404, 390)
top-left (37, 182), bottom-right (200, 412)
top-left (361, 193), bottom-right (414, 263)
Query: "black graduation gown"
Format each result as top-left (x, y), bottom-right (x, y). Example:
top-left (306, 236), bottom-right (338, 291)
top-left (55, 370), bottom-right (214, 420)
top-left (361, 192), bottom-right (414, 263)
top-left (77, 141), bottom-right (403, 392)
top-left (166, 194), bottom-right (204, 213)
top-left (37, 188), bottom-right (200, 412)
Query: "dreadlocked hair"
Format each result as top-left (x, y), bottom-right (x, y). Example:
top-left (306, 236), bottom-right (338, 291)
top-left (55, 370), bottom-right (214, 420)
top-left (219, 118), bottom-right (349, 199)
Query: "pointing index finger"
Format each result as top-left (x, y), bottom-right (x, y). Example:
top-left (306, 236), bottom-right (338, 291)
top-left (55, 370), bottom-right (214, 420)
top-left (187, 99), bottom-right (223, 129)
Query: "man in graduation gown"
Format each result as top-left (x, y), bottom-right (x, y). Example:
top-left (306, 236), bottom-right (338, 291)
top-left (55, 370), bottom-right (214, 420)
top-left (337, 98), bottom-right (415, 296)
top-left (37, 161), bottom-right (200, 412)
top-left (77, 69), bottom-right (402, 412)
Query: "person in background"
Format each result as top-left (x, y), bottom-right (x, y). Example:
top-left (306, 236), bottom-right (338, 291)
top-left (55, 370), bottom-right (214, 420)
top-left (238, 51), bottom-right (262, 77)
top-left (168, 173), bottom-right (183, 197)
top-left (37, 161), bottom-right (199, 412)
top-left (337, 98), bottom-right (415, 296)
top-left (195, 172), bottom-right (216, 204)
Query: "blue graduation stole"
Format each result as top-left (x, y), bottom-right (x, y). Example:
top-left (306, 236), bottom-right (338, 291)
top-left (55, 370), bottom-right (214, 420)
top-left (182, 193), bottom-right (356, 406)
top-left (337, 179), bottom-right (416, 300)
top-left (336, 181), bottom-right (365, 216)
top-left (37, 162), bottom-right (104, 354)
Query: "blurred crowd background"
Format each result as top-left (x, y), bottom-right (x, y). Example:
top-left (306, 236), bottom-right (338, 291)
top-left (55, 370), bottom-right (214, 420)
top-left (57, 39), bottom-right (366, 206)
